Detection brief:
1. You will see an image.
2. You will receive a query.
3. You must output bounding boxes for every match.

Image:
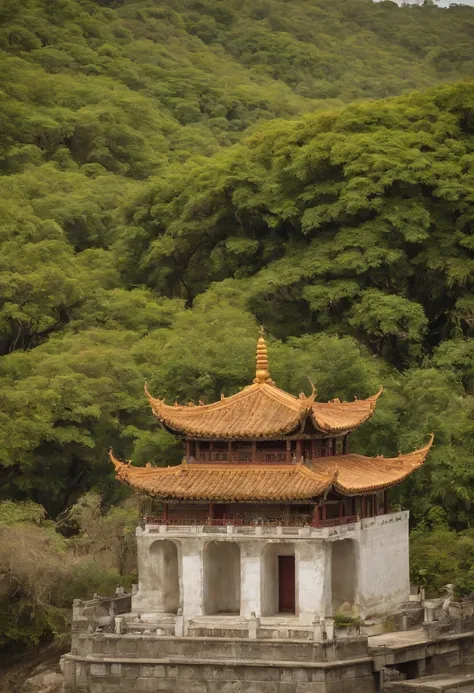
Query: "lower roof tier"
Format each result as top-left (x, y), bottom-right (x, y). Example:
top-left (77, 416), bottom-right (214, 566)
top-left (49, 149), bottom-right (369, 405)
top-left (109, 435), bottom-right (433, 502)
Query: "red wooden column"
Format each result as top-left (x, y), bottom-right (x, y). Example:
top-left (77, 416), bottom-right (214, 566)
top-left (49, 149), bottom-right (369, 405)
top-left (373, 494), bottom-right (378, 516)
top-left (209, 441), bottom-right (214, 462)
top-left (196, 441), bottom-right (200, 461)
top-left (338, 501), bottom-right (344, 523)
top-left (342, 435), bottom-right (348, 455)
top-left (321, 503), bottom-right (327, 524)
top-left (361, 496), bottom-right (367, 519)
top-left (296, 439), bottom-right (302, 463)
top-left (383, 490), bottom-right (389, 515)
top-left (286, 440), bottom-right (292, 464)
top-left (208, 503), bottom-right (214, 523)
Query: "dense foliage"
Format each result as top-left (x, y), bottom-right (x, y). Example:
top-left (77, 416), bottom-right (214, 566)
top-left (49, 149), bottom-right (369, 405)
top-left (0, 496), bottom-right (136, 649)
top-left (3, 0), bottom-right (474, 646)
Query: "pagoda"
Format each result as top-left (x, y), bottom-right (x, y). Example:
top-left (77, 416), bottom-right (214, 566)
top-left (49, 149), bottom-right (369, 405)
top-left (110, 331), bottom-right (432, 625)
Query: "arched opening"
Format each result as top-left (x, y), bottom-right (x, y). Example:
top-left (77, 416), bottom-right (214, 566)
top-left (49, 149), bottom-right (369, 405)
top-left (261, 543), bottom-right (296, 616)
top-left (149, 540), bottom-right (180, 613)
top-left (331, 539), bottom-right (357, 615)
top-left (203, 542), bottom-right (241, 615)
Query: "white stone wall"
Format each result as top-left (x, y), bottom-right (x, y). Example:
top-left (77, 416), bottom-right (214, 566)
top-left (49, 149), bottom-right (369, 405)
top-left (357, 511), bottom-right (410, 618)
top-left (133, 511), bottom-right (410, 622)
top-left (240, 543), bottom-right (262, 618)
top-left (203, 541), bottom-right (240, 614)
top-left (296, 541), bottom-right (331, 624)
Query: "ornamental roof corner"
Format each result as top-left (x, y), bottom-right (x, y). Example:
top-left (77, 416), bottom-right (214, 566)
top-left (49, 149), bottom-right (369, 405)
top-left (144, 331), bottom-right (383, 439)
top-left (108, 434), bottom-right (433, 502)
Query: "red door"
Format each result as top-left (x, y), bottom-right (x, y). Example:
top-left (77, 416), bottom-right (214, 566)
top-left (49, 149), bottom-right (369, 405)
top-left (278, 555), bottom-right (295, 613)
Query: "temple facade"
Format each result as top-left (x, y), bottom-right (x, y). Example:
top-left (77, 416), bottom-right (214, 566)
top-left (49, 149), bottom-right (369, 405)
top-left (110, 332), bottom-right (432, 627)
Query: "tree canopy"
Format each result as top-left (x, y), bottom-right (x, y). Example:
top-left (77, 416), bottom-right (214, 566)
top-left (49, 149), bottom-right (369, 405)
top-left (2, 0), bottom-right (474, 645)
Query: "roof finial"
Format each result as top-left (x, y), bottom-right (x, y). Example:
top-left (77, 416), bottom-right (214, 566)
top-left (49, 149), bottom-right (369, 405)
top-left (253, 326), bottom-right (272, 384)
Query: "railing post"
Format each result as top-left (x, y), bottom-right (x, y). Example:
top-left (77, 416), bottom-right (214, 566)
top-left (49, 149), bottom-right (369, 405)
top-left (312, 504), bottom-right (320, 528)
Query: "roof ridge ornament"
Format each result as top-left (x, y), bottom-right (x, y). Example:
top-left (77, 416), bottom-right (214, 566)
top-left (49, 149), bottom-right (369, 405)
top-left (253, 326), bottom-right (274, 385)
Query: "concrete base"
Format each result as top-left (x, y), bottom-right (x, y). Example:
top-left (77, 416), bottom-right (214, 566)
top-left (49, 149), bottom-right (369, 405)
top-left (62, 656), bottom-right (376, 693)
top-left (62, 632), bottom-right (376, 693)
top-left (61, 629), bottom-right (474, 693)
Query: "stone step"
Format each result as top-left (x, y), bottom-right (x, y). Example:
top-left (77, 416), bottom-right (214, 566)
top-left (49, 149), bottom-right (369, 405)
top-left (384, 670), bottom-right (474, 692)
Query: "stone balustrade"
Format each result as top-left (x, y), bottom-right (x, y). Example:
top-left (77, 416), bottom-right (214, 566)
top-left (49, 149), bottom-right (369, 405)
top-left (140, 511), bottom-right (409, 541)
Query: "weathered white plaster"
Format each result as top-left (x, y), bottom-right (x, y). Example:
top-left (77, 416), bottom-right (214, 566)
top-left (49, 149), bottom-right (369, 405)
top-left (240, 543), bottom-right (262, 618)
top-left (181, 538), bottom-right (204, 618)
top-left (134, 511), bottom-right (410, 623)
top-left (331, 538), bottom-right (358, 614)
top-left (203, 541), bottom-right (240, 614)
top-left (357, 511), bottom-right (410, 617)
top-left (296, 541), bottom-right (331, 624)
top-left (132, 531), bottom-right (181, 613)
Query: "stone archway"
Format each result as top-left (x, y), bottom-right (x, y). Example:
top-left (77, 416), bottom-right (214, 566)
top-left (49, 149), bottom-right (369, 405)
top-left (331, 539), bottom-right (357, 614)
top-left (149, 539), bottom-right (180, 613)
top-left (203, 541), bottom-right (241, 614)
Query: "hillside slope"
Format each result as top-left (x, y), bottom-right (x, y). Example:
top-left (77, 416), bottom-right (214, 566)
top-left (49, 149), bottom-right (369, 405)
top-left (3, 0), bottom-right (474, 648)
top-left (1, 0), bottom-right (474, 538)
top-left (2, 0), bottom-right (474, 179)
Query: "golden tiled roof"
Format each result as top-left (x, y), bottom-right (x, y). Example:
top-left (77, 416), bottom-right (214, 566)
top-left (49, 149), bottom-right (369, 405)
top-left (109, 436), bottom-right (432, 501)
top-left (146, 384), bottom-right (382, 439)
top-left (146, 383), bottom-right (382, 439)
top-left (144, 332), bottom-right (382, 439)
top-left (329, 435), bottom-right (434, 494)
top-left (311, 390), bottom-right (382, 433)
top-left (109, 453), bottom-right (335, 501)
top-left (146, 381), bottom-right (314, 439)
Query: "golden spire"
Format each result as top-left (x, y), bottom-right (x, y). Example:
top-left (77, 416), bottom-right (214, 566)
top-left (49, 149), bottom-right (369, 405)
top-left (253, 326), bottom-right (273, 384)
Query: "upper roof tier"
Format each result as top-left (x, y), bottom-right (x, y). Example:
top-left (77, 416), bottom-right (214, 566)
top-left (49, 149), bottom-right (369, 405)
top-left (145, 331), bottom-right (383, 439)
top-left (109, 435), bottom-right (433, 501)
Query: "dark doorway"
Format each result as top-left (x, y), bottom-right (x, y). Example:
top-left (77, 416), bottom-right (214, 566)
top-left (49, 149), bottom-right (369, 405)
top-left (278, 555), bottom-right (295, 613)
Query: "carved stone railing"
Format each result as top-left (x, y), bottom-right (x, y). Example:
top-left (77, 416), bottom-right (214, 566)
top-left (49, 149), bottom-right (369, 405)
top-left (312, 515), bottom-right (358, 528)
top-left (72, 593), bottom-right (132, 632)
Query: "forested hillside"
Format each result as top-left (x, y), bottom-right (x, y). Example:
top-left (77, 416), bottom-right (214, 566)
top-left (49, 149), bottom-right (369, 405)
top-left (3, 0), bottom-right (474, 649)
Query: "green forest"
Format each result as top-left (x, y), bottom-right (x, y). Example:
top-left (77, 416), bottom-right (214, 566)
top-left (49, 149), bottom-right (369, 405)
top-left (2, 0), bottom-right (474, 649)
